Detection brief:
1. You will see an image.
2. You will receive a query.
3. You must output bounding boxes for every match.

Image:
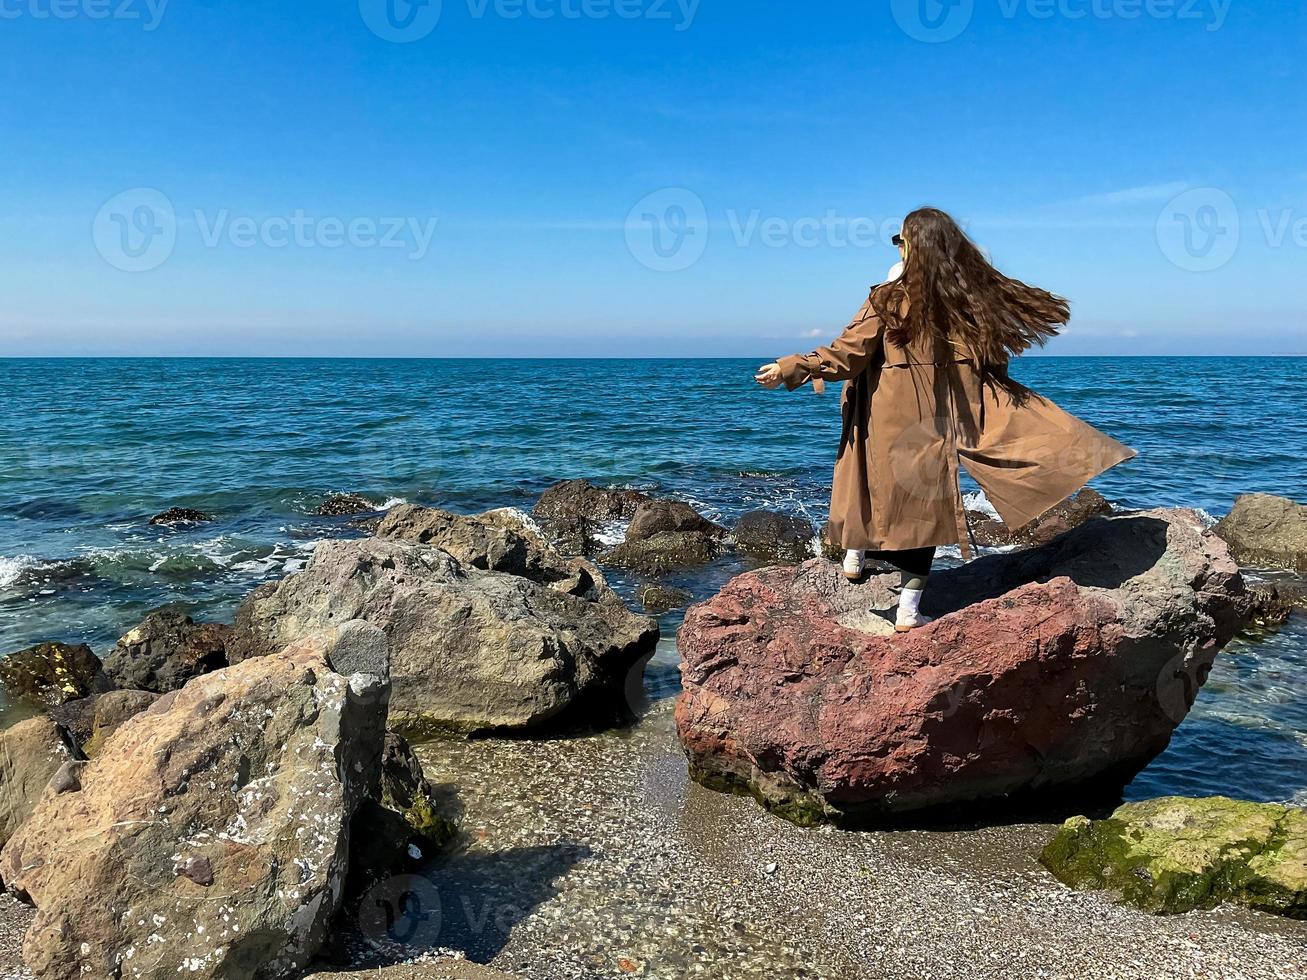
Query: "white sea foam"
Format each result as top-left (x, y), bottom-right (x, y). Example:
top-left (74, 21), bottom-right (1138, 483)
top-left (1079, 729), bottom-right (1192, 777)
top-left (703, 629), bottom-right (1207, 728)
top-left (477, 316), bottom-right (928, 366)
top-left (962, 490), bottom-right (1000, 521)
top-left (0, 555), bottom-right (37, 588)
top-left (594, 520), bottom-right (628, 547)
top-left (377, 497), bottom-right (407, 510)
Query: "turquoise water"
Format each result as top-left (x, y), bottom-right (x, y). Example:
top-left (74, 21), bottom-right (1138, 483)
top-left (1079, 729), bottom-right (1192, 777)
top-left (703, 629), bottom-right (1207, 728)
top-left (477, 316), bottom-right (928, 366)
top-left (1, 357), bottom-right (1304, 804)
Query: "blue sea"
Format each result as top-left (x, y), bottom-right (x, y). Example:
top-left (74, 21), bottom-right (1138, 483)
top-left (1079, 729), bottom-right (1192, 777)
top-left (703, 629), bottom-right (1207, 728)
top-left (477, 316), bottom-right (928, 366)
top-left (1, 357), bottom-right (1304, 806)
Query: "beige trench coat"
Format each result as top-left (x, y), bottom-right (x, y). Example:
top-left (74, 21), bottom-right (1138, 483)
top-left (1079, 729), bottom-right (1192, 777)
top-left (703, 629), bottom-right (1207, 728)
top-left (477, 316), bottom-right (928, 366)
top-left (778, 290), bottom-right (1136, 556)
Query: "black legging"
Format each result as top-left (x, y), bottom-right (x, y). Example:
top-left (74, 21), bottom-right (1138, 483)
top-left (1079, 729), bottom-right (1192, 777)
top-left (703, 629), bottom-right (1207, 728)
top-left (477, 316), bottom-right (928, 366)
top-left (865, 547), bottom-right (935, 590)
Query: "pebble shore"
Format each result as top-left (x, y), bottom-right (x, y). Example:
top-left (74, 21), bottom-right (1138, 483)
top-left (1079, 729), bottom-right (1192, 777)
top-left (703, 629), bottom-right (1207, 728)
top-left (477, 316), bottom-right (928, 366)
top-left (3, 701), bottom-right (1303, 980)
top-left (398, 701), bottom-right (1304, 979)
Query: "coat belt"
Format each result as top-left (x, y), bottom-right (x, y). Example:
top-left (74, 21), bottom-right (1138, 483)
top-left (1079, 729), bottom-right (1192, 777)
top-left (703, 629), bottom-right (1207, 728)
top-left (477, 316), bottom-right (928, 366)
top-left (883, 358), bottom-right (977, 369)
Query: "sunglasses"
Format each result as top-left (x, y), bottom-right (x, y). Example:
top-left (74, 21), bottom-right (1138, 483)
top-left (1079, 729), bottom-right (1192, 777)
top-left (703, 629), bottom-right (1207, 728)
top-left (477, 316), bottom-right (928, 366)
top-left (892, 234), bottom-right (904, 247)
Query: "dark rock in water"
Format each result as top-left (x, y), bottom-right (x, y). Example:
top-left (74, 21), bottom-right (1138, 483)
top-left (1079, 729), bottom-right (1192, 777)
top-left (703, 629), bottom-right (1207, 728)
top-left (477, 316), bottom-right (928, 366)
top-left (1041, 796), bottom-right (1307, 917)
top-left (0, 643), bottom-right (107, 710)
top-left (0, 717), bottom-right (73, 848)
top-left (676, 508), bottom-right (1251, 825)
top-left (0, 626), bottom-right (390, 980)
top-left (533, 479), bottom-right (650, 523)
top-left (968, 488), bottom-right (1113, 550)
top-left (315, 493), bottom-right (380, 517)
top-left (626, 499), bottom-right (726, 543)
top-left (100, 608), bottom-right (230, 693)
top-left (733, 511), bottom-right (814, 564)
top-left (379, 732), bottom-right (455, 849)
top-left (601, 530), bottom-right (722, 575)
top-left (1213, 492), bottom-right (1307, 572)
top-left (227, 525), bottom-right (659, 738)
top-left (348, 732), bottom-right (457, 890)
top-left (531, 479), bottom-right (652, 556)
top-left (1247, 579), bottom-right (1307, 628)
top-left (147, 507), bottom-right (211, 526)
top-left (639, 583), bottom-right (693, 613)
top-left (49, 690), bottom-right (159, 758)
top-left (818, 521), bottom-right (843, 561)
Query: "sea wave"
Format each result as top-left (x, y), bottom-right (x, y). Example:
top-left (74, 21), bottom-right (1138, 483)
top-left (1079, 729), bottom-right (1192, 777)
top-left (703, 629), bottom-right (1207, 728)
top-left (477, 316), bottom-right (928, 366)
top-left (0, 555), bottom-right (37, 589)
top-left (962, 490), bottom-right (1000, 520)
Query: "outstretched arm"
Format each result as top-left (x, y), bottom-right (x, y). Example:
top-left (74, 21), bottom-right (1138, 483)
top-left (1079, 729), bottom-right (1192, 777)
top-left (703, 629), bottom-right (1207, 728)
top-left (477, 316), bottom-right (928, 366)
top-left (755, 294), bottom-right (885, 391)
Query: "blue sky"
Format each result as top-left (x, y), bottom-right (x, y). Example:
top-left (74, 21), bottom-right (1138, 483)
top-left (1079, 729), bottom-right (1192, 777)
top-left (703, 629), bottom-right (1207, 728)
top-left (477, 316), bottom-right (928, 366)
top-left (1, 0), bottom-right (1303, 356)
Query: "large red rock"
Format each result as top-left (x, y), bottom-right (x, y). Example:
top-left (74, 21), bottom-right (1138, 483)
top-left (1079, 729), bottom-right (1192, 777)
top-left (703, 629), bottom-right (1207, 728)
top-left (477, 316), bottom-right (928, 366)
top-left (675, 509), bottom-right (1252, 825)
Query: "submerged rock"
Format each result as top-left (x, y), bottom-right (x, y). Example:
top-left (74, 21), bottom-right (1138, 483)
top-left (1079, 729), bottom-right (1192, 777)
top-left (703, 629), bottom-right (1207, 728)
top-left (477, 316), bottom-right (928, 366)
top-left (733, 511), bottom-right (815, 565)
top-left (0, 625), bottom-right (390, 980)
top-left (639, 583), bottom-right (693, 614)
top-left (315, 493), bottom-right (380, 517)
top-left (1247, 579), bottom-right (1307, 628)
top-left (101, 608), bottom-right (231, 693)
top-left (601, 531), bottom-right (722, 575)
top-left (1214, 492), bottom-right (1307, 572)
top-left (349, 732), bottom-right (457, 889)
top-left (1040, 796), bottom-right (1307, 917)
top-left (0, 717), bottom-right (72, 848)
top-left (0, 642), bottom-right (107, 710)
top-left (228, 531), bottom-right (658, 739)
top-left (676, 509), bottom-right (1251, 825)
top-left (303, 962), bottom-right (521, 980)
top-left (147, 507), bottom-right (211, 525)
top-left (968, 488), bottom-right (1113, 549)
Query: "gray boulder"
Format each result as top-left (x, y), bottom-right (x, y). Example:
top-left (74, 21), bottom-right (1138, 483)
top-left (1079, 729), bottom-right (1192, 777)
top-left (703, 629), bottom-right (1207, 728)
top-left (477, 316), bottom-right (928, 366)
top-left (1214, 493), bottom-right (1307, 572)
top-left (0, 625), bottom-right (390, 980)
top-left (229, 520), bottom-right (658, 738)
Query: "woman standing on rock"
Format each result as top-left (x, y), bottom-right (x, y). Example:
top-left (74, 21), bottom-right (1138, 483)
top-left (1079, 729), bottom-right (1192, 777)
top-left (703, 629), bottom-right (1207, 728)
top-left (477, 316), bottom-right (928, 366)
top-left (755, 207), bottom-right (1135, 631)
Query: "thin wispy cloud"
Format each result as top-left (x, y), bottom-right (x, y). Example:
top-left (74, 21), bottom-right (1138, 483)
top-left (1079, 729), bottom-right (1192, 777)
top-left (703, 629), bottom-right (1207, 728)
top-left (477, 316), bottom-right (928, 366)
top-left (1059, 181), bottom-right (1195, 209)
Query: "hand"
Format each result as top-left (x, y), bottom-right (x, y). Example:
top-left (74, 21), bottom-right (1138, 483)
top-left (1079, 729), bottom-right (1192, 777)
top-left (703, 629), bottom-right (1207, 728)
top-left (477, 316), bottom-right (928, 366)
top-left (754, 362), bottom-right (783, 388)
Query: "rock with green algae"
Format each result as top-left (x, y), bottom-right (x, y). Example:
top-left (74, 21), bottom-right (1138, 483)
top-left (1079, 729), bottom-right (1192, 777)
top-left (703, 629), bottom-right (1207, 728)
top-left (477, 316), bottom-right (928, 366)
top-left (1041, 796), bottom-right (1307, 917)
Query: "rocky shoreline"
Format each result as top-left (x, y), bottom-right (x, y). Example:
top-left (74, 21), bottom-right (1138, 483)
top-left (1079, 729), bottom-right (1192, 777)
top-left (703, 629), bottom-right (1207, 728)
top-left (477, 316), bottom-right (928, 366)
top-left (0, 485), bottom-right (1304, 978)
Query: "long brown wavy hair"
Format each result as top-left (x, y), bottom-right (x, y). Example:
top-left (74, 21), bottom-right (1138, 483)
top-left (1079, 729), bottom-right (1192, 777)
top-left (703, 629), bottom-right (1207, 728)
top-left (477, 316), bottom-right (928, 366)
top-left (871, 207), bottom-right (1068, 366)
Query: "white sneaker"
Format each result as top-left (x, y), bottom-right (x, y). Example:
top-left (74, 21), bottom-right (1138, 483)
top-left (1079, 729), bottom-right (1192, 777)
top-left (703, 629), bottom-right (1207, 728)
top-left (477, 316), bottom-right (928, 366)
top-left (842, 550), bottom-right (865, 580)
top-left (895, 609), bottom-right (934, 633)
